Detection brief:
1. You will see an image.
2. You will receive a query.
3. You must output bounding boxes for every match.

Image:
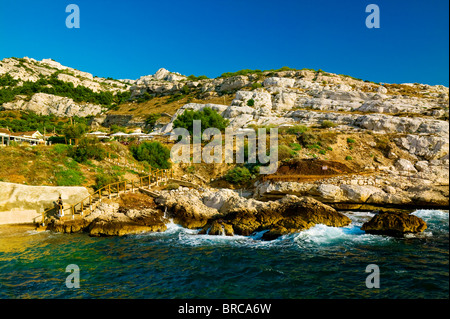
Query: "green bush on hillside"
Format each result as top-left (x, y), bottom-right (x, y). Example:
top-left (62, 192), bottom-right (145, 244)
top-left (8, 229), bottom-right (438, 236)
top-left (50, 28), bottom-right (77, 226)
top-left (63, 123), bottom-right (87, 141)
top-left (69, 138), bottom-right (106, 163)
top-left (321, 120), bottom-right (337, 128)
top-left (0, 74), bottom-right (125, 107)
top-left (145, 113), bottom-right (162, 129)
top-left (224, 166), bottom-right (252, 185)
top-left (173, 107), bottom-right (229, 136)
top-left (0, 110), bottom-right (90, 134)
top-left (129, 141), bottom-right (171, 169)
top-left (187, 75), bottom-right (209, 81)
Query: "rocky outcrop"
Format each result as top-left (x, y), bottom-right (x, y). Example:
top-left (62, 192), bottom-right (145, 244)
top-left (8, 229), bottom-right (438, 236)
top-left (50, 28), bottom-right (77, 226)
top-left (361, 211), bottom-right (427, 237)
top-left (0, 57), bottom-right (129, 117)
top-left (201, 195), bottom-right (351, 240)
top-left (255, 174), bottom-right (449, 209)
top-left (155, 188), bottom-right (220, 229)
top-left (2, 93), bottom-right (103, 117)
top-left (47, 197), bottom-right (167, 236)
top-left (156, 188), bottom-right (351, 240)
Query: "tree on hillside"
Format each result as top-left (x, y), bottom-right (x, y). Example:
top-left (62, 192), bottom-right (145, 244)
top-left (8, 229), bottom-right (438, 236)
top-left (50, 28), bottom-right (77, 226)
top-left (173, 107), bottom-right (229, 136)
top-left (130, 141), bottom-right (171, 169)
top-left (63, 123), bottom-right (86, 143)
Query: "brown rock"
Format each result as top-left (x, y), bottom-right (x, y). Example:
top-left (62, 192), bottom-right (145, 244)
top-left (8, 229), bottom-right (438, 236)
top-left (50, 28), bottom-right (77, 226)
top-left (88, 220), bottom-right (164, 237)
top-left (156, 191), bottom-right (219, 229)
top-left (361, 211), bottom-right (427, 237)
top-left (199, 220), bottom-right (234, 236)
top-left (208, 195), bottom-right (351, 240)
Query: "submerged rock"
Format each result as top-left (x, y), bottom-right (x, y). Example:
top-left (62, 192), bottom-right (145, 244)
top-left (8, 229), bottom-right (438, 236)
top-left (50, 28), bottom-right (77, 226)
top-left (361, 211), bottom-right (427, 237)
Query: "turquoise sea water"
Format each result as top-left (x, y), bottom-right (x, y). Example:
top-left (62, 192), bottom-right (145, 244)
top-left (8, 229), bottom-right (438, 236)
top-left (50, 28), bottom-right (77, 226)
top-left (0, 209), bottom-right (448, 299)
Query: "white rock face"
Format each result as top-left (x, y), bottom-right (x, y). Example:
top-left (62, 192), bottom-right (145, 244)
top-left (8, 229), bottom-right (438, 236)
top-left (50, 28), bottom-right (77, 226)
top-left (202, 188), bottom-right (240, 211)
top-left (340, 185), bottom-right (380, 203)
top-left (272, 91), bottom-right (298, 111)
top-left (232, 90), bottom-right (272, 109)
top-left (0, 57), bottom-right (129, 117)
top-left (394, 134), bottom-right (449, 160)
top-left (154, 68), bottom-right (186, 82)
top-left (0, 182), bottom-right (90, 224)
top-left (219, 76), bottom-right (250, 92)
top-left (263, 77), bottom-right (296, 88)
top-left (394, 158), bottom-right (417, 173)
top-left (2, 93), bottom-right (103, 117)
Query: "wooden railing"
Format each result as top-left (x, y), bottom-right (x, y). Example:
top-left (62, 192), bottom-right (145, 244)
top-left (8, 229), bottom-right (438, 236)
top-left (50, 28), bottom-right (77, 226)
top-left (38, 168), bottom-right (173, 226)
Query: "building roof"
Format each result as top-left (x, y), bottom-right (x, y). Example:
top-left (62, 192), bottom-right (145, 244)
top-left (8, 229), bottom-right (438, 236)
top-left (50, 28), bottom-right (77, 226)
top-left (0, 128), bottom-right (12, 135)
top-left (10, 130), bottom-right (43, 137)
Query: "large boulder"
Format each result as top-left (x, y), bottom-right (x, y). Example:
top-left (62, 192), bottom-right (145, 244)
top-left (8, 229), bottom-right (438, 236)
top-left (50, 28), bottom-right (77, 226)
top-left (263, 77), bottom-right (296, 88)
top-left (361, 211), bottom-right (427, 237)
top-left (155, 190), bottom-right (220, 229)
top-left (47, 196), bottom-right (167, 236)
top-left (394, 158), bottom-right (417, 173)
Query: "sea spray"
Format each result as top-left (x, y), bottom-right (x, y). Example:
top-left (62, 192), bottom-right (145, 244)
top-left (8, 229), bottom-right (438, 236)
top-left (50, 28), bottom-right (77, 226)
top-left (0, 209), bottom-right (447, 298)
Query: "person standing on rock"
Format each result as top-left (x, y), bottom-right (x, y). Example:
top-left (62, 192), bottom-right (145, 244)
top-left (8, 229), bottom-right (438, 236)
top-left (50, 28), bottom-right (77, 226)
top-left (56, 195), bottom-right (64, 217)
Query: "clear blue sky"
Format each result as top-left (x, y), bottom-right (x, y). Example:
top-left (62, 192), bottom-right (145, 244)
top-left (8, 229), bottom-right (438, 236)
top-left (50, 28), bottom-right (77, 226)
top-left (0, 0), bottom-right (448, 86)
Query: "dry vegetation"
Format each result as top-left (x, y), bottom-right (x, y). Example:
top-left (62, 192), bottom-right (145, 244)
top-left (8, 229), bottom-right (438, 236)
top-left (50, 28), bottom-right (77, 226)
top-left (107, 94), bottom-right (235, 118)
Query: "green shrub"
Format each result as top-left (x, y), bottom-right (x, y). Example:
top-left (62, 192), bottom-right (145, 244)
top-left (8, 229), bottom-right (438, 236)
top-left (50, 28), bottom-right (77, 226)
top-left (297, 132), bottom-right (318, 148)
top-left (130, 141), bottom-right (171, 169)
top-left (220, 69), bottom-right (263, 78)
top-left (187, 75), bottom-right (209, 81)
top-left (251, 83), bottom-right (263, 90)
top-left (306, 143), bottom-right (321, 150)
top-left (173, 107), bottom-right (229, 136)
top-left (70, 138), bottom-right (106, 163)
top-left (93, 172), bottom-right (121, 191)
top-left (145, 113), bottom-right (162, 129)
top-left (224, 166), bottom-right (252, 185)
top-left (63, 123), bottom-right (86, 141)
top-left (278, 145), bottom-right (296, 161)
top-left (165, 183), bottom-right (180, 190)
top-left (289, 143), bottom-right (302, 151)
top-left (52, 144), bottom-right (71, 155)
top-left (181, 85), bottom-right (190, 95)
top-left (345, 155), bottom-right (353, 160)
top-left (0, 74), bottom-right (19, 87)
top-left (321, 120), bottom-right (337, 128)
top-left (110, 124), bottom-right (127, 134)
top-left (285, 125), bottom-right (308, 135)
top-left (55, 165), bottom-right (85, 186)
top-left (0, 75), bottom-right (118, 106)
top-left (347, 138), bottom-right (356, 144)
top-left (0, 111), bottom-right (89, 135)
top-left (247, 99), bottom-right (255, 107)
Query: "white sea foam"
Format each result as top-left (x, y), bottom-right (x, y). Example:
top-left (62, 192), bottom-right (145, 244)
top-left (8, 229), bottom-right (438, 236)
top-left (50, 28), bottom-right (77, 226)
top-left (132, 210), bottom-right (448, 247)
top-left (411, 209), bottom-right (449, 222)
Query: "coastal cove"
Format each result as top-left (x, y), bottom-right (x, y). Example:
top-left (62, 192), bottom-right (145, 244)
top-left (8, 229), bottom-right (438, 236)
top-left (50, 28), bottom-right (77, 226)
top-left (0, 0), bottom-right (448, 304)
top-left (0, 209), bottom-right (448, 299)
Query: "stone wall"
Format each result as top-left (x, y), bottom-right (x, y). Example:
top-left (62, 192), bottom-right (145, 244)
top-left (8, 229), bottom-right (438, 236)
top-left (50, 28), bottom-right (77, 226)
top-left (0, 182), bottom-right (90, 225)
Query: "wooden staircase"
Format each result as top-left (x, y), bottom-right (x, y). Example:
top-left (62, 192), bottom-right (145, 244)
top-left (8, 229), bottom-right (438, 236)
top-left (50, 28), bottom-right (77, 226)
top-left (37, 168), bottom-right (173, 226)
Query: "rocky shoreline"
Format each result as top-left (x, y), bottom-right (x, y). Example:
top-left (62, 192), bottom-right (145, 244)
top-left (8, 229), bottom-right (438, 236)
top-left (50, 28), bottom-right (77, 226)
top-left (44, 188), bottom-right (435, 240)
